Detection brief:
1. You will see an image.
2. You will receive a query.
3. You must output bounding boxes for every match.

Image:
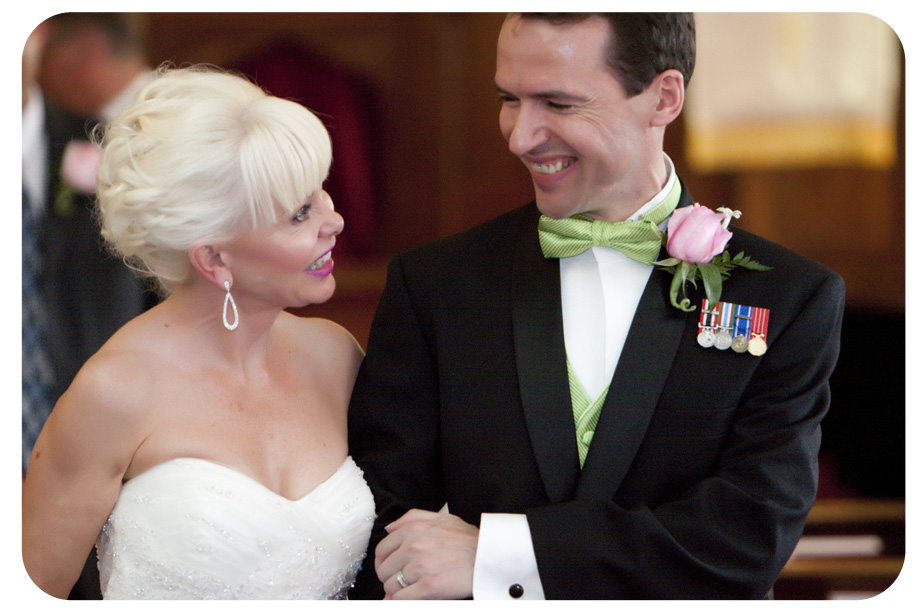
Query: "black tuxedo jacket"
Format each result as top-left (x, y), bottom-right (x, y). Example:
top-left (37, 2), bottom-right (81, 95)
top-left (40, 103), bottom-right (147, 404)
top-left (348, 186), bottom-right (844, 599)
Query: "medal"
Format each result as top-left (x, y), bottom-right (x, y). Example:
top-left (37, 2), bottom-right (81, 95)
top-left (698, 329), bottom-right (715, 348)
top-left (698, 299), bottom-right (769, 356)
top-left (748, 335), bottom-right (767, 356)
top-left (713, 303), bottom-right (733, 350)
top-left (731, 304), bottom-right (752, 353)
top-left (731, 334), bottom-right (749, 352)
top-left (697, 301), bottom-right (717, 348)
top-left (747, 305), bottom-right (770, 356)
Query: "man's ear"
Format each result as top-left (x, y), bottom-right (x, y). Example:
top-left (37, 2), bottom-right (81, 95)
top-left (188, 244), bottom-right (231, 290)
top-left (650, 69), bottom-right (685, 128)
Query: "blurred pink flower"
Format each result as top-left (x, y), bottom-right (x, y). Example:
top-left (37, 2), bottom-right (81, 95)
top-left (60, 141), bottom-right (102, 194)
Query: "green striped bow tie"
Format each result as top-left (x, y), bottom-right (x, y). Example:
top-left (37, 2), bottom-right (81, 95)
top-left (538, 185), bottom-right (681, 264)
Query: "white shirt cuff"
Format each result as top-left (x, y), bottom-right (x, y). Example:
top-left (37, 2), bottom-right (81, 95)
top-left (473, 513), bottom-right (546, 600)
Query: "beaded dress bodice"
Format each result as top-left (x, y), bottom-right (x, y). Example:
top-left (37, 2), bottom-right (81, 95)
top-left (96, 456), bottom-right (374, 599)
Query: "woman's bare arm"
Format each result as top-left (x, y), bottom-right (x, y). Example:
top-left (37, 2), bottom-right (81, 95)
top-left (22, 354), bottom-right (145, 598)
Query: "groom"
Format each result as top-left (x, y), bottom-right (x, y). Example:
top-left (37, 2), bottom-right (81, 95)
top-left (348, 13), bottom-right (844, 599)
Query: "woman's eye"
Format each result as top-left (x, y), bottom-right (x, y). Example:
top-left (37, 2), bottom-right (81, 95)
top-left (293, 205), bottom-right (311, 223)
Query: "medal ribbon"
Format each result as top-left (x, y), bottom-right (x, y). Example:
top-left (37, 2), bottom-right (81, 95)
top-left (750, 305), bottom-right (769, 342)
top-left (698, 299), bottom-right (768, 355)
top-left (719, 303), bottom-right (733, 332)
top-left (733, 304), bottom-right (752, 340)
top-left (699, 299), bottom-right (716, 330)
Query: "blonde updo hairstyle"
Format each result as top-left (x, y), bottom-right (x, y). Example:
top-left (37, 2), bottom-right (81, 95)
top-left (96, 65), bottom-right (332, 295)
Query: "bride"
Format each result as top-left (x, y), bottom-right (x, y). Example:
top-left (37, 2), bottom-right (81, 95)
top-left (22, 65), bottom-right (374, 599)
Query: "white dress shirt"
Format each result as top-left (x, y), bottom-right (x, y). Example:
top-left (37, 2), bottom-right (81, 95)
top-left (22, 87), bottom-right (48, 215)
top-left (472, 155), bottom-right (677, 599)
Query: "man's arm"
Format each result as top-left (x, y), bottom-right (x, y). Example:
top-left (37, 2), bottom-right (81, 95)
top-left (348, 254), bottom-right (446, 599)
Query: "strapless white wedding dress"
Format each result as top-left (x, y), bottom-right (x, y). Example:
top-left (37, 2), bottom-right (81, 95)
top-left (96, 456), bottom-right (374, 599)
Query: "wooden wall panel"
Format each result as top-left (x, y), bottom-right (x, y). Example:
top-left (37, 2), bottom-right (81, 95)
top-left (141, 12), bottom-right (904, 313)
top-left (136, 12), bottom-right (903, 503)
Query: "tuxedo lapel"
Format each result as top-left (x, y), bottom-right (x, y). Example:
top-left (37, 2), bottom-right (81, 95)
top-left (576, 268), bottom-right (687, 499)
top-left (510, 183), bottom-right (694, 503)
top-left (576, 181), bottom-right (695, 500)
top-left (511, 205), bottom-right (580, 503)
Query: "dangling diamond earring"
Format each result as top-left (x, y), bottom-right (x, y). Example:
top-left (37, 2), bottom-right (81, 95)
top-left (222, 280), bottom-right (239, 331)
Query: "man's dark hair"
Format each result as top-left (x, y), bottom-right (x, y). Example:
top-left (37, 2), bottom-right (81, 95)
top-left (520, 13), bottom-right (696, 97)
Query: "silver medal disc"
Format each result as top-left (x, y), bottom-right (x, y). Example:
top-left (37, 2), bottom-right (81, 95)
top-left (714, 329), bottom-right (733, 350)
top-left (731, 335), bottom-right (749, 353)
top-left (697, 329), bottom-right (715, 348)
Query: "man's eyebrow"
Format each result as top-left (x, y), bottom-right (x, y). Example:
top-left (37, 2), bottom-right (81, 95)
top-left (494, 83), bottom-right (587, 103)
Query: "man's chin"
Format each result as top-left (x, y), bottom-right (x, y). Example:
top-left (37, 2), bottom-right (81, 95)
top-left (534, 198), bottom-right (577, 220)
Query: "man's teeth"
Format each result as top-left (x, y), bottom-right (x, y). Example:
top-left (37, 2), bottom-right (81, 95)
top-left (307, 252), bottom-right (331, 270)
top-left (532, 160), bottom-right (574, 175)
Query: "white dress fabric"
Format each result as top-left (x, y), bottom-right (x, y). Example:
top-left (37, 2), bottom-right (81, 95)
top-left (96, 456), bottom-right (374, 599)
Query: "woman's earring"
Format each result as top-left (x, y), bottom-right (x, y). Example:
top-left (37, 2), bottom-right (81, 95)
top-left (222, 280), bottom-right (239, 331)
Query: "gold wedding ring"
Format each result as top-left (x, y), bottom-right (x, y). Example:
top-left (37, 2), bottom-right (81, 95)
top-left (395, 569), bottom-right (409, 589)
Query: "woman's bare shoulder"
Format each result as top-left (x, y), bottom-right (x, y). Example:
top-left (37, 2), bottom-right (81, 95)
top-left (276, 313), bottom-right (364, 393)
top-left (32, 327), bottom-right (162, 478)
top-left (279, 313), bottom-right (363, 358)
top-left (60, 308), bottom-right (177, 428)
top-left (62, 338), bottom-right (154, 426)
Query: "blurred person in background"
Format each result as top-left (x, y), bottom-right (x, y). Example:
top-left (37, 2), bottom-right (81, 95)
top-left (39, 13), bottom-right (154, 122)
top-left (23, 17), bottom-right (150, 598)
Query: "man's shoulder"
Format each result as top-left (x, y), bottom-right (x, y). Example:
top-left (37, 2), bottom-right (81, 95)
top-left (729, 227), bottom-right (840, 280)
top-left (398, 202), bottom-right (537, 264)
top-left (724, 226), bottom-right (845, 307)
top-left (379, 202), bottom-right (538, 297)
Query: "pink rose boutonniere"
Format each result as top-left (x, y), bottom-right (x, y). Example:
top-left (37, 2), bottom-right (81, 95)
top-left (655, 204), bottom-right (770, 312)
top-left (55, 141), bottom-right (103, 217)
